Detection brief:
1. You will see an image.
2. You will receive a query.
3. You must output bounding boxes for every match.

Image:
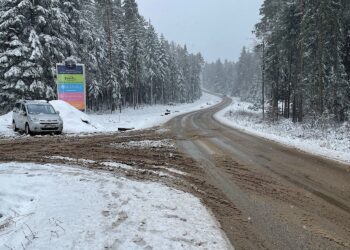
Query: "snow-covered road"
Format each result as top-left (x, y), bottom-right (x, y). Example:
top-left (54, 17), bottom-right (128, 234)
top-left (0, 162), bottom-right (232, 250)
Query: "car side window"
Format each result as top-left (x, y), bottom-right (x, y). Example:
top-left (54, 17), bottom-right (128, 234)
top-left (21, 104), bottom-right (27, 114)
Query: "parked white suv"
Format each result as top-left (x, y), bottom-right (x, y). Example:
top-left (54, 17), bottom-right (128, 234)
top-left (12, 100), bottom-right (63, 135)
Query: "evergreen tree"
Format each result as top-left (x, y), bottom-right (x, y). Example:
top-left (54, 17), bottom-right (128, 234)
top-left (144, 22), bottom-right (159, 105)
top-left (0, 0), bottom-right (72, 109)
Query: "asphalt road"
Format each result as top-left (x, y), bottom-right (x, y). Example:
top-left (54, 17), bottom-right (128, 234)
top-left (167, 96), bottom-right (350, 250)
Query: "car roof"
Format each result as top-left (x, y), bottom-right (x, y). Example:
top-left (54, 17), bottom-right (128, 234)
top-left (17, 100), bottom-right (51, 105)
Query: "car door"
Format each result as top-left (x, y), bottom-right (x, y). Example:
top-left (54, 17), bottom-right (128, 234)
top-left (17, 104), bottom-right (27, 130)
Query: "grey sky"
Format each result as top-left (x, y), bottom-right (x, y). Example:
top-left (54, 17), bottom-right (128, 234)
top-left (137, 0), bottom-right (263, 62)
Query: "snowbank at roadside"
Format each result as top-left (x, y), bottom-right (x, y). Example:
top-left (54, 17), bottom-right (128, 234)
top-left (0, 112), bottom-right (13, 137)
top-left (0, 93), bottom-right (221, 136)
top-left (50, 100), bottom-right (104, 133)
top-left (215, 98), bottom-right (350, 164)
top-left (0, 162), bottom-right (232, 250)
top-left (89, 92), bottom-right (221, 131)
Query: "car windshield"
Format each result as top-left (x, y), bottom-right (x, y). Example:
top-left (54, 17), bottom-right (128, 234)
top-left (27, 104), bottom-right (56, 115)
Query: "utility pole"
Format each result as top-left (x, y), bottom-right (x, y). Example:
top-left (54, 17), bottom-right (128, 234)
top-left (262, 40), bottom-right (265, 120)
top-left (299, 0), bottom-right (304, 122)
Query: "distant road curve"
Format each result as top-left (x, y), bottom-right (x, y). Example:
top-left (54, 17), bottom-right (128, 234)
top-left (167, 96), bottom-right (350, 250)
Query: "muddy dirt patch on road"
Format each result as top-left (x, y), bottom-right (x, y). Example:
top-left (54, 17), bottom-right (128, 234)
top-left (0, 129), bottom-right (241, 248)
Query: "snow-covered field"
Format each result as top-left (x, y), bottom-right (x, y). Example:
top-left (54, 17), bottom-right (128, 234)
top-left (0, 162), bottom-right (232, 250)
top-left (215, 98), bottom-right (350, 164)
top-left (0, 93), bottom-right (220, 137)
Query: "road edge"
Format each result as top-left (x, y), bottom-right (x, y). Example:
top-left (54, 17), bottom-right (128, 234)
top-left (211, 97), bottom-right (350, 168)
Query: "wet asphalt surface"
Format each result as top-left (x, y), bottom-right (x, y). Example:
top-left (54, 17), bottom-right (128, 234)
top-left (167, 97), bottom-right (350, 250)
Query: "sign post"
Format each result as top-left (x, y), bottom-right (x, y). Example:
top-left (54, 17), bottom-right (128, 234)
top-left (56, 62), bottom-right (86, 112)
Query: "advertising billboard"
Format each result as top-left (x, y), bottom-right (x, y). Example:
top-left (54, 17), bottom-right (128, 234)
top-left (56, 63), bottom-right (86, 111)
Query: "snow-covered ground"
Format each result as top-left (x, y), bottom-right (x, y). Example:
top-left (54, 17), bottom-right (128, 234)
top-left (50, 100), bottom-right (105, 133)
top-left (88, 92), bottom-right (220, 132)
top-left (111, 139), bottom-right (175, 149)
top-left (215, 98), bottom-right (350, 164)
top-left (0, 93), bottom-right (221, 137)
top-left (0, 112), bottom-right (13, 137)
top-left (0, 162), bottom-right (232, 250)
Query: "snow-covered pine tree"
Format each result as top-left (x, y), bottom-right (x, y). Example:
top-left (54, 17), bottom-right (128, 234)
top-left (253, 0), bottom-right (350, 122)
top-left (302, 0), bottom-right (348, 121)
top-left (74, 0), bottom-right (103, 110)
top-left (144, 22), bottom-right (159, 105)
top-left (0, 0), bottom-right (30, 111)
top-left (128, 26), bottom-right (144, 108)
top-left (212, 59), bottom-right (225, 94)
top-left (95, 0), bottom-right (118, 110)
top-left (123, 0), bottom-right (142, 108)
top-left (116, 30), bottom-right (129, 109)
top-left (278, 0), bottom-right (302, 119)
top-left (158, 35), bottom-right (170, 104)
top-left (167, 43), bottom-right (181, 102)
top-left (0, 0), bottom-right (71, 110)
top-left (188, 53), bottom-right (203, 102)
top-left (179, 45), bottom-right (191, 102)
top-left (344, 0), bottom-right (350, 79)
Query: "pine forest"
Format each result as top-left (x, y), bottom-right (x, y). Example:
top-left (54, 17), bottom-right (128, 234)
top-left (0, 0), bottom-right (203, 113)
top-left (203, 0), bottom-right (350, 124)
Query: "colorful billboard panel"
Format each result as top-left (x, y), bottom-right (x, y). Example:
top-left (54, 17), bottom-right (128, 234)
top-left (57, 65), bottom-right (84, 74)
top-left (57, 74), bottom-right (85, 83)
top-left (56, 64), bottom-right (86, 111)
top-left (58, 84), bottom-right (84, 93)
top-left (58, 92), bottom-right (85, 101)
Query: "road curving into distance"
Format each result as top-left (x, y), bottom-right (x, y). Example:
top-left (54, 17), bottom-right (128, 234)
top-left (167, 96), bottom-right (350, 250)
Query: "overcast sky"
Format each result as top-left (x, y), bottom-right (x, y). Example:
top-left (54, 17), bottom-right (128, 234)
top-left (137, 0), bottom-right (263, 62)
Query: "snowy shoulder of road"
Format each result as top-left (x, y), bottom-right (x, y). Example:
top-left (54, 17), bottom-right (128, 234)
top-left (88, 92), bottom-right (221, 132)
top-left (0, 93), bottom-right (221, 136)
top-left (0, 162), bottom-right (232, 250)
top-left (215, 98), bottom-right (350, 164)
top-left (0, 112), bottom-right (13, 137)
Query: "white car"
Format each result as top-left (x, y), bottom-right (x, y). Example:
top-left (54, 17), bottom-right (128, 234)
top-left (12, 100), bottom-right (63, 135)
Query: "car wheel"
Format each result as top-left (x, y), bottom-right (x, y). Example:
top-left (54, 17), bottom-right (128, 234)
top-left (25, 123), bottom-right (32, 136)
top-left (12, 120), bottom-right (18, 132)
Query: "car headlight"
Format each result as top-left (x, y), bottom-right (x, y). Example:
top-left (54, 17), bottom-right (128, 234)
top-left (30, 117), bottom-right (39, 122)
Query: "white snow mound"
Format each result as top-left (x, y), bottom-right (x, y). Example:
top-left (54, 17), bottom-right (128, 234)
top-left (0, 112), bottom-right (15, 137)
top-left (50, 100), bottom-right (103, 134)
